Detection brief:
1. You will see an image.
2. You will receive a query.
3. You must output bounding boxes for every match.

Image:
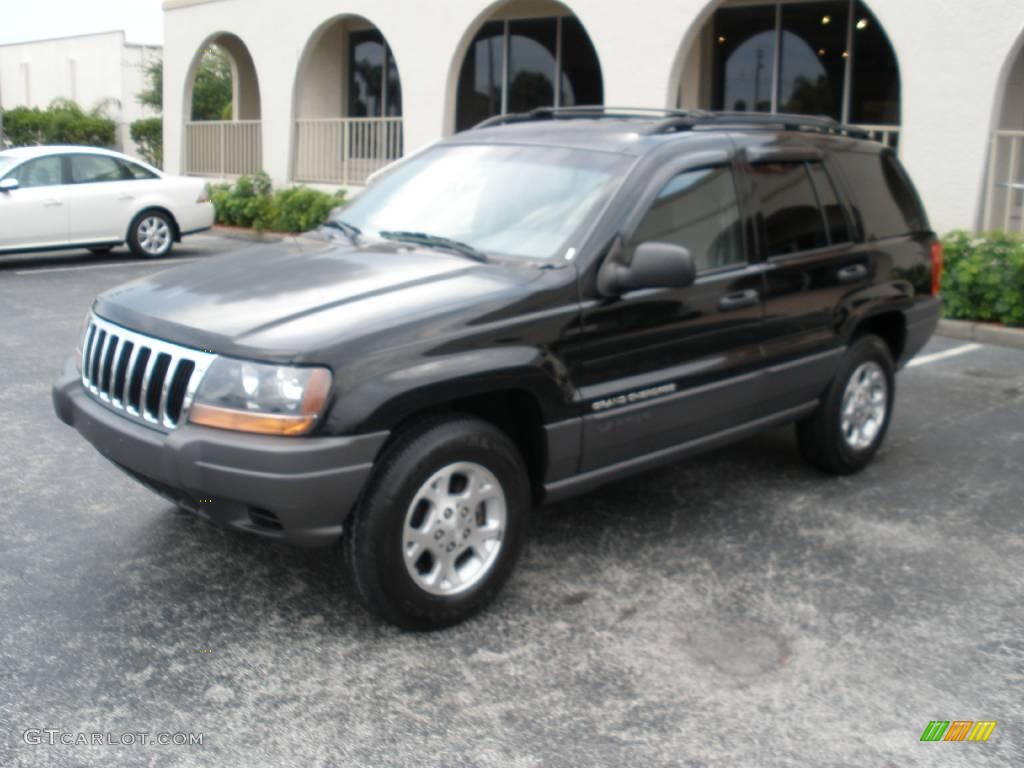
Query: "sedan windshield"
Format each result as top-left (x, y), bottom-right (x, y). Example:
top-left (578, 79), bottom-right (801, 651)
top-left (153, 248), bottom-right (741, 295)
top-left (0, 155), bottom-right (20, 178)
top-left (334, 143), bottom-right (631, 260)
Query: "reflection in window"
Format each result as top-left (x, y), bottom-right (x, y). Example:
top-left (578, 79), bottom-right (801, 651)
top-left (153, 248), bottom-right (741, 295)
top-left (713, 6), bottom-right (777, 113)
top-left (70, 154), bottom-right (124, 184)
top-left (752, 163), bottom-right (828, 256)
top-left (850, 5), bottom-right (900, 124)
top-left (778, 2), bottom-right (848, 119)
top-left (455, 22), bottom-right (505, 132)
top-left (455, 16), bottom-right (603, 131)
top-left (348, 30), bottom-right (401, 118)
top-left (807, 162), bottom-right (850, 243)
top-left (12, 156), bottom-right (63, 188)
top-left (710, 1), bottom-right (899, 128)
top-left (632, 166), bottom-right (745, 273)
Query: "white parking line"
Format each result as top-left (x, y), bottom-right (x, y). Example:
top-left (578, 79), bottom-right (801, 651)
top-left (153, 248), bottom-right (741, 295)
top-left (14, 257), bottom-right (201, 276)
top-left (907, 343), bottom-right (983, 368)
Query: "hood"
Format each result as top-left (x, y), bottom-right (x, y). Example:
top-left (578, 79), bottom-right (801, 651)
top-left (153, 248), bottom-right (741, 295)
top-left (94, 236), bottom-right (539, 360)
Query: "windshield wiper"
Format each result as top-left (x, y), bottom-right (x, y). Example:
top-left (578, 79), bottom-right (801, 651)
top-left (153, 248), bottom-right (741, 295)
top-left (322, 219), bottom-right (361, 245)
top-left (378, 230), bottom-right (489, 263)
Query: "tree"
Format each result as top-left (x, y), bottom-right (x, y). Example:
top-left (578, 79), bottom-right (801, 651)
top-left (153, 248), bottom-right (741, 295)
top-left (137, 46), bottom-right (233, 121)
top-left (130, 117), bottom-right (162, 167)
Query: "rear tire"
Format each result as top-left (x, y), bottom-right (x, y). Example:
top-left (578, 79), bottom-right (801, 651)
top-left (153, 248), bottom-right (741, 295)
top-left (128, 211), bottom-right (174, 258)
top-left (796, 334), bottom-right (895, 475)
top-left (344, 415), bottom-right (530, 630)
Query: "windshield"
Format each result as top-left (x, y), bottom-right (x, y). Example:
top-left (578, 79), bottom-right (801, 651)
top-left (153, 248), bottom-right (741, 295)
top-left (334, 144), bottom-right (631, 260)
top-left (0, 155), bottom-right (19, 178)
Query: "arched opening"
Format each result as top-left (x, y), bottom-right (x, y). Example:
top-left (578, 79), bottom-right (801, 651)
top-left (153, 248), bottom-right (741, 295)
top-left (292, 16), bottom-right (403, 185)
top-left (674, 1), bottom-right (900, 146)
top-left (183, 33), bottom-right (262, 178)
top-left (982, 33), bottom-right (1024, 231)
top-left (451, 0), bottom-right (603, 133)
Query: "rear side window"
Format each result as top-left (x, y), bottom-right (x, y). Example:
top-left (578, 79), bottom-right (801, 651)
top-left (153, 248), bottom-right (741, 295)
top-left (807, 162), bottom-right (851, 245)
top-left (631, 165), bottom-right (745, 273)
top-left (119, 160), bottom-right (158, 180)
top-left (833, 151), bottom-right (926, 240)
top-left (70, 154), bottom-right (125, 184)
top-left (751, 162), bottom-right (828, 257)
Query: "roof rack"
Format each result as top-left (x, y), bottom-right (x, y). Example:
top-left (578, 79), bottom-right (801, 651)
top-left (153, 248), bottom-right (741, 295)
top-left (473, 106), bottom-right (873, 141)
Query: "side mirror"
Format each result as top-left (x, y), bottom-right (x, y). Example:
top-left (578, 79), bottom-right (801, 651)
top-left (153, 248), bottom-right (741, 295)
top-left (0, 178), bottom-right (19, 192)
top-left (598, 241), bottom-right (696, 296)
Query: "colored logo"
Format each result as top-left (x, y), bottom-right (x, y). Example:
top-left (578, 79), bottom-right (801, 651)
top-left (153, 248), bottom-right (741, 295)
top-left (920, 721), bottom-right (997, 742)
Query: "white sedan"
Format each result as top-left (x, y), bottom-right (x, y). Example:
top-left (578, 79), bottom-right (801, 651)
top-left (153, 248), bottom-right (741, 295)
top-left (0, 146), bottom-right (215, 258)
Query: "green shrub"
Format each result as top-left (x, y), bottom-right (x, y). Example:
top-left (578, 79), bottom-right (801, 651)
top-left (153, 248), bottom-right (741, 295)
top-left (4, 100), bottom-right (116, 147)
top-left (942, 230), bottom-right (1024, 327)
top-left (129, 117), bottom-right (163, 168)
top-left (209, 173), bottom-right (346, 234)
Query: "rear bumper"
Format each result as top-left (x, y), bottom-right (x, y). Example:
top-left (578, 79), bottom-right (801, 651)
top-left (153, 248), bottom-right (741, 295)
top-left (176, 202), bottom-right (216, 238)
top-left (52, 359), bottom-right (387, 547)
top-left (899, 296), bottom-right (942, 368)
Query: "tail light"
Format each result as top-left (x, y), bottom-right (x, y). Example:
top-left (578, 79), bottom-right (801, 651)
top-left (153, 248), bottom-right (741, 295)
top-left (930, 241), bottom-right (943, 295)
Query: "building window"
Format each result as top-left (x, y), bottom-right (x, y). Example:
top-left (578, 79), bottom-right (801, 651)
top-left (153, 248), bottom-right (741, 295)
top-left (455, 16), bottom-right (603, 132)
top-left (349, 30), bottom-right (401, 118)
top-left (712, 1), bottom-right (899, 126)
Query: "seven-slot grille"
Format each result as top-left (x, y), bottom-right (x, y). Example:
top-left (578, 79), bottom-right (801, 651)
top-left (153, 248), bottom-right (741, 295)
top-left (80, 314), bottom-right (217, 430)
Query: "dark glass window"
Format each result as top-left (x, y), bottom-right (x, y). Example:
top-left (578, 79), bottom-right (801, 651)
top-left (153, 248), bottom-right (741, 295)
top-left (753, 162), bottom-right (828, 256)
top-left (385, 46), bottom-right (402, 118)
top-left (849, 3), bottom-right (900, 124)
top-left (507, 19), bottom-right (558, 114)
top-left (632, 166), bottom-right (745, 273)
top-left (807, 162), bottom-right (850, 243)
top-left (559, 17), bottom-right (603, 107)
top-left (11, 156), bottom-right (63, 188)
top-left (349, 31), bottom-right (385, 117)
top-left (833, 151), bottom-right (925, 240)
top-left (712, 6), bottom-right (777, 113)
top-left (119, 160), bottom-right (158, 180)
top-left (778, 2), bottom-right (848, 119)
top-left (70, 154), bottom-right (124, 184)
top-left (455, 21), bottom-right (505, 132)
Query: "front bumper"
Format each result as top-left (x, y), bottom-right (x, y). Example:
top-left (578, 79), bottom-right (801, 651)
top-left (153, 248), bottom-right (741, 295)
top-left (52, 359), bottom-right (387, 547)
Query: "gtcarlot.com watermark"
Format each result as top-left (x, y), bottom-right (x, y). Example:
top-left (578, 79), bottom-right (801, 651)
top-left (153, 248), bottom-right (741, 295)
top-left (23, 729), bottom-right (203, 747)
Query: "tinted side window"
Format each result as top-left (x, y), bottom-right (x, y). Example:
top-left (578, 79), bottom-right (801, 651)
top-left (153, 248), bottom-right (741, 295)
top-left (70, 155), bottom-right (126, 184)
top-left (752, 162), bottom-right (828, 256)
top-left (11, 156), bottom-right (63, 188)
top-left (632, 165), bottom-right (745, 273)
top-left (807, 162), bottom-right (851, 244)
top-left (833, 150), bottom-right (926, 240)
top-left (119, 160), bottom-right (158, 180)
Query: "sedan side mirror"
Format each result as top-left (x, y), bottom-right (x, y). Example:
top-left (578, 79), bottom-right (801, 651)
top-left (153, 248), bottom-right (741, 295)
top-left (0, 178), bottom-right (19, 192)
top-left (598, 241), bottom-right (696, 296)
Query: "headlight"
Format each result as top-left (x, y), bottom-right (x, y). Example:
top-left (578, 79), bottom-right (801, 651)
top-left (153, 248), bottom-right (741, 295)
top-left (74, 311), bottom-right (92, 373)
top-left (188, 358), bottom-right (333, 436)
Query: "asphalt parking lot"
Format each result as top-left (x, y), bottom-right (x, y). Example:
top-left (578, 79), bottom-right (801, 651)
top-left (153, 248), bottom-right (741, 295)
top-left (1, 236), bottom-right (1022, 767)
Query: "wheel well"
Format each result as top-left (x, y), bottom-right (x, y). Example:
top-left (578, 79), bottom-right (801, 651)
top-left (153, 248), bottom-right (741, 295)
top-left (130, 207), bottom-right (181, 242)
top-left (853, 312), bottom-right (906, 361)
top-left (387, 390), bottom-right (548, 504)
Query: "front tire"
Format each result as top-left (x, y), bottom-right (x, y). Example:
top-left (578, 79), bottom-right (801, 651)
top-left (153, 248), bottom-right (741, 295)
top-left (128, 211), bottom-right (174, 258)
top-left (796, 334), bottom-right (895, 475)
top-left (344, 416), bottom-right (530, 630)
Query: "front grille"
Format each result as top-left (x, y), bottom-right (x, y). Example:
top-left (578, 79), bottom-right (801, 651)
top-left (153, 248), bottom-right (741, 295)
top-left (81, 314), bottom-right (216, 430)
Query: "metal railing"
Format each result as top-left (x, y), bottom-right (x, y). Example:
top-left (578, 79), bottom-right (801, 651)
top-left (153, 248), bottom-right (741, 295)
top-left (294, 117), bottom-right (404, 185)
top-left (185, 120), bottom-right (262, 178)
top-left (848, 124), bottom-right (900, 150)
top-left (982, 130), bottom-right (1024, 232)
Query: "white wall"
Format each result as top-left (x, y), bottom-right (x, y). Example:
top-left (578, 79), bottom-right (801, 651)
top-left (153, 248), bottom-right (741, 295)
top-left (0, 30), bottom-right (161, 158)
top-left (163, 0), bottom-right (1024, 233)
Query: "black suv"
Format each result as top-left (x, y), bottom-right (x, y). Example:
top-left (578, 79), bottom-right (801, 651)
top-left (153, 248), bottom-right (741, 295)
top-left (53, 109), bottom-right (942, 629)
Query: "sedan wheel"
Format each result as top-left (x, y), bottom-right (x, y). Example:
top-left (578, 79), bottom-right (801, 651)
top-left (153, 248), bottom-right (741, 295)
top-left (129, 212), bottom-right (174, 258)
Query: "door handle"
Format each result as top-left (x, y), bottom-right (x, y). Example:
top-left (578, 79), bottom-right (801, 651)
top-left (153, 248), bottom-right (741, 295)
top-left (718, 289), bottom-right (761, 312)
top-left (43, 198), bottom-right (63, 207)
top-left (838, 264), bottom-right (868, 284)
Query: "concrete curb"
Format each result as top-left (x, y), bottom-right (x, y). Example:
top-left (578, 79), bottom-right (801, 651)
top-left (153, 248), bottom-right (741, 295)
top-left (210, 226), bottom-right (289, 243)
top-left (937, 318), bottom-right (1024, 350)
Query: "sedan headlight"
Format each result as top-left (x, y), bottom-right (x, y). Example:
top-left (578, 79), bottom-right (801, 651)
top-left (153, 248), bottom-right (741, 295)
top-left (189, 358), bottom-right (333, 436)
